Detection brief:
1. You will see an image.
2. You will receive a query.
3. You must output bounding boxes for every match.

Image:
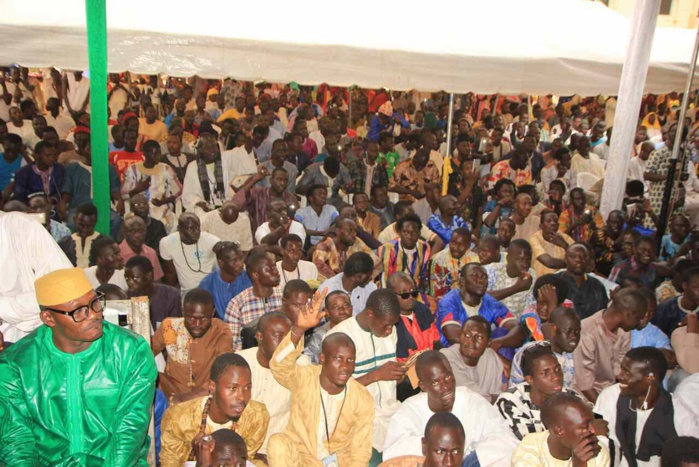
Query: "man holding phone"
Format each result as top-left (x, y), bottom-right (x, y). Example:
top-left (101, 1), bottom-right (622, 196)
top-left (255, 198), bottom-right (306, 250)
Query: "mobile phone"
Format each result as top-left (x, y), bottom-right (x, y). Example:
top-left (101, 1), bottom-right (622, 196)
top-left (472, 159), bottom-right (481, 173)
top-left (479, 137), bottom-right (488, 153)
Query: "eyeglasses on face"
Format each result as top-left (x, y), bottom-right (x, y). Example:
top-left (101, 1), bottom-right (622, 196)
top-left (42, 293), bottom-right (106, 323)
top-left (397, 290), bottom-right (419, 300)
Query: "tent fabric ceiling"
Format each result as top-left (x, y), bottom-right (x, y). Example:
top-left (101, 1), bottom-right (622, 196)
top-left (0, 0), bottom-right (696, 95)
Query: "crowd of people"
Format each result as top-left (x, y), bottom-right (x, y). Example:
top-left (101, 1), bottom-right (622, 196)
top-left (2, 66), bottom-right (699, 466)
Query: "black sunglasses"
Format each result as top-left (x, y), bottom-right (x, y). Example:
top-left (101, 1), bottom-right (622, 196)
top-left (397, 290), bottom-right (419, 299)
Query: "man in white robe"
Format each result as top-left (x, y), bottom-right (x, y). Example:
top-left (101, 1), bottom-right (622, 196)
top-left (382, 351), bottom-right (518, 466)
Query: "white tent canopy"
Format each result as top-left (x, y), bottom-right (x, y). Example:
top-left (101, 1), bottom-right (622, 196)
top-left (0, 0), bottom-right (696, 95)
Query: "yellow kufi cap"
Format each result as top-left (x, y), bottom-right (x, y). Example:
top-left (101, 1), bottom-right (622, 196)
top-left (35, 268), bottom-right (94, 307)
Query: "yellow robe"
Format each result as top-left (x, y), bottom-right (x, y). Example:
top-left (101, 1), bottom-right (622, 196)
top-left (159, 396), bottom-right (269, 467)
top-left (267, 332), bottom-right (374, 467)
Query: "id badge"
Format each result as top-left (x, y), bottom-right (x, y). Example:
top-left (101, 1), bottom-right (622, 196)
top-left (322, 453), bottom-right (338, 467)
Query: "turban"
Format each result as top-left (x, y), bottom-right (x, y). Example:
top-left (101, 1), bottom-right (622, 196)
top-left (206, 88), bottom-right (219, 98)
top-left (35, 268), bottom-right (94, 307)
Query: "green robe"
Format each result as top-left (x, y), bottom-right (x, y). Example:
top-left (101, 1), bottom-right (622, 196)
top-left (0, 321), bottom-right (157, 466)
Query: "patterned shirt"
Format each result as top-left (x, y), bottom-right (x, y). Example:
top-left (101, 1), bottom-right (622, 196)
top-left (389, 159), bottom-right (440, 203)
top-left (312, 237), bottom-right (379, 281)
top-left (224, 286), bottom-right (283, 350)
top-left (429, 248), bottom-right (479, 298)
top-left (557, 206), bottom-right (605, 243)
top-left (377, 239), bottom-right (431, 287)
top-left (496, 383), bottom-right (575, 441)
top-left (484, 262), bottom-right (537, 319)
top-left (487, 160), bottom-right (532, 189)
top-left (426, 214), bottom-right (470, 244)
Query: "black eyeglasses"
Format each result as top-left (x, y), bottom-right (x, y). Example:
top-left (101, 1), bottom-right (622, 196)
top-left (42, 293), bottom-right (106, 323)
top-left (397, 290), bottom-right (419, 299)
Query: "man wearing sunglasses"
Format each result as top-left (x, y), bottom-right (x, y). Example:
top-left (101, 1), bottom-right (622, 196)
top-left (388, 271), bottom-right (440, 363)
top-left (0, 267), bottom-right (157, 465)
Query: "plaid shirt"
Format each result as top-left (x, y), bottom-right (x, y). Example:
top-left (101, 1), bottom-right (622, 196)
top-left (224, 286), bottom-right (283, 350)
top-left (347, 158), bottom-right (389, 195)
top-left (497, 383), bottom-right (577, 441)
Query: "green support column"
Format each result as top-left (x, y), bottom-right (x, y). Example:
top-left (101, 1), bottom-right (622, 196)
top-left (85, 0), bottom-right (110, 234)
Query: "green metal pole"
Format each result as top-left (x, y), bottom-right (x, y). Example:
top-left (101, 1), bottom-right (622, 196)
top-left (85, 0), bottom-right (110, 235)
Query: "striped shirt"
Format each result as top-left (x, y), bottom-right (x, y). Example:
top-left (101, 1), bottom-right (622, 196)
top-left (378, 239), bottom-right (431, 287)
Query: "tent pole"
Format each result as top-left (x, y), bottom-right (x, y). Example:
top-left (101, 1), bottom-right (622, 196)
top-left (348, 86), bottom-right (352, 129)
top-left (85, 0), bottom-right (110, 235)
top-left (600, 0), bottom-right (661, 220)
top-left (445, 93), bottom-right (454, 158)
top-left (655, 17), bottom-right (699, 250)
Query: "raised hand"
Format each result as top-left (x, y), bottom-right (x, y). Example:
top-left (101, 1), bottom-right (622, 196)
top-left (295, 288), bottom-right (329, 331)
top-left (256, 165), bottom-right (270, 180)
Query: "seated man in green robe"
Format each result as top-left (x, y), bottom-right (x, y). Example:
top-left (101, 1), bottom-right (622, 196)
top-left (0, 267), bottom-right (157, 466)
